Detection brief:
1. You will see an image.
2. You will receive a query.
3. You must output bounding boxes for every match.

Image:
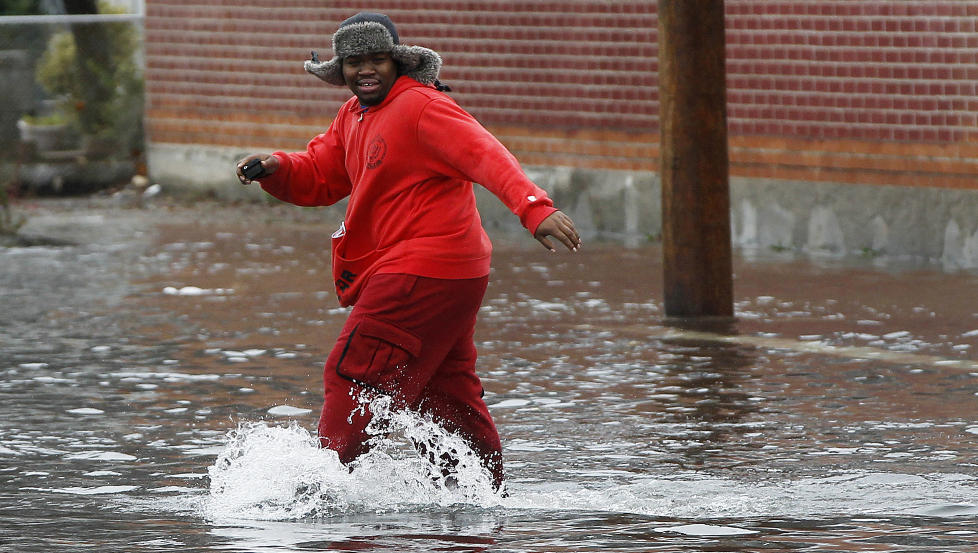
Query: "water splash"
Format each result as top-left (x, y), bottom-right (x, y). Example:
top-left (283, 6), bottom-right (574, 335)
top-left (203, 395), bottom-right (503, 521)
top-left (202, 396), bottom-right (978, 523)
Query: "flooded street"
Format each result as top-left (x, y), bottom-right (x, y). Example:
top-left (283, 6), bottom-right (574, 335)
top-left (2, 198), bottom-right (978, 552)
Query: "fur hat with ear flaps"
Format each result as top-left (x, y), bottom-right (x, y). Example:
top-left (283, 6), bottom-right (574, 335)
top-left (304, 12), bottom-right (446, 90)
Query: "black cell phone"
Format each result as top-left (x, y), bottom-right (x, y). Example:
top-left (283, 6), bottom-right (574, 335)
top-left (242, 158), bottom-right (266, 180)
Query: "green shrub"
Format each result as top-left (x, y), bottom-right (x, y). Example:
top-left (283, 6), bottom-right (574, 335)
top-left (34, 1), bottom-right (143, 156)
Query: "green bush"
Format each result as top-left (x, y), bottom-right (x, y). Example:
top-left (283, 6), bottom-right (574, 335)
top-left (34, 1), bottom-right (143, 156)
top-left (19, 110), bottom-right (71, 127)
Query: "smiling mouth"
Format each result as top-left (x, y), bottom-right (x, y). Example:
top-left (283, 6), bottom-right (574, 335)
top-left (357, 79), bottom-right (381, 93)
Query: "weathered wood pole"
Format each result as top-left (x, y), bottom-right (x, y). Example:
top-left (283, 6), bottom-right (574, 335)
top-left (657, 0), bottom-right (733, 319)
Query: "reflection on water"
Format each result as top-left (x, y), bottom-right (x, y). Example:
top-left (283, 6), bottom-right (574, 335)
top-left (1, 200), bottom-right (977, 552)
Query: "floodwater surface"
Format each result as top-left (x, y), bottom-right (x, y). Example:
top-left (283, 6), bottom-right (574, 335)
top-left (1, 199), bottom-right (977, 552)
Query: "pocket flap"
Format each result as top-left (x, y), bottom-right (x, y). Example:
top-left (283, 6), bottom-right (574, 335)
top-left (357, 316), bottom-right (422, 358)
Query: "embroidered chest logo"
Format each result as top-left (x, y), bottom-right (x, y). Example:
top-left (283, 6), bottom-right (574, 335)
top-left (365, 135), bottom-right (387, 169)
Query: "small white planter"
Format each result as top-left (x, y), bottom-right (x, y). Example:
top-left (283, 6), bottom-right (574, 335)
top-left (17, 118), bottom-right (73, 152)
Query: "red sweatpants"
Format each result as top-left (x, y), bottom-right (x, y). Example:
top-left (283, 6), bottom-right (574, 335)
top-left (317, 273), bottom-right (503, 488)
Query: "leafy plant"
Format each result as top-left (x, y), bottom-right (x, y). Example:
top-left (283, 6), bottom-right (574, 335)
top-left (0, 0), bottom-right (43, 44)
top-left (0, 0), bottom-right (41, 15)
top-left (19, 111), bottom-right (71, 127)
top-left (859, 247), bottom-right (883, 259)
top-left (34, 1), bottom-right (143, 156)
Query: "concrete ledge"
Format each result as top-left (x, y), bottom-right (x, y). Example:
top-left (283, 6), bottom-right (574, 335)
top-left (148, 143), bottom-right (267, 202)
top-left (19, 158), bottom-right (135, 195)
top-left (730, 178), bottom-right (978, 268)
top-left (147, 142), bottom-right (978, 269)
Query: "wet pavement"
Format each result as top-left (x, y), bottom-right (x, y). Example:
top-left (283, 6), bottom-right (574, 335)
top-left (1, 196), bottom-right (977, 552)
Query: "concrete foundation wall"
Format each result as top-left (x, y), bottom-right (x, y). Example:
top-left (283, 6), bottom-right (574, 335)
top-left (148, 142), bottom-right (978, 270)
top-left (729, 179), bottom-right (978, 268)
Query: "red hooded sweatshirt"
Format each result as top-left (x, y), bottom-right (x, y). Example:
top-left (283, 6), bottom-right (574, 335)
top-left (260, 76), bottom-right (557, 306)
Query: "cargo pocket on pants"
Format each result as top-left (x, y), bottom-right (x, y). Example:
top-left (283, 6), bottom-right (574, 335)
top-left (335, 315), bottom-right (422, 395)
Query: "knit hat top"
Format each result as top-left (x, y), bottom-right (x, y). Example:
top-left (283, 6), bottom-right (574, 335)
top-left (304, 12), bottom-right (444, 88)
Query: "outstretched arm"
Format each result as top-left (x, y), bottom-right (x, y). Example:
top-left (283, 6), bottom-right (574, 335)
top-left (534, 211), bottom-right (581, 253)
top-left (232, 126), bottom-right (353, 207)
top-left (416, 98), bottom-right (580, 250)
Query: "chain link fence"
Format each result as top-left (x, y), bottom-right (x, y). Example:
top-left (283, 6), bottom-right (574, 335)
top-left (0, 7), bottom-right (144, 193)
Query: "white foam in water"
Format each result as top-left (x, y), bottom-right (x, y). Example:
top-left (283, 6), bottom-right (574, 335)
top-left (656, 523), bottom-right (759, 536)
top-left (49, 485), bottom-right (140, 495)
top-left (66, 451), bottom-right (137, 462)
top-left (492, 399), bottom-right (532, 408)
top-left (163, 286), bottom-right (233, 296)
top-left (200, 396), bottom-right (978, 523)
top-left (108, 371), bottom-right (221, 382)
top-left (266, 405), bottom-right (313, 417)
top-left (66, 408), bottom-right (105, 415)
top-left (34, 376), bottom-right (73, 383)
top-left (203, 395), bottom-right (502, 521)
top-left (202, 435), bottom-right (978, 521)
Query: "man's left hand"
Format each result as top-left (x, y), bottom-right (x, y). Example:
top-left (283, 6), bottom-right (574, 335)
top-left (534, 211), bottom-right (581, 253)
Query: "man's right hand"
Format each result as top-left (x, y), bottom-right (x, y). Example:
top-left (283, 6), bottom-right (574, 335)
top-left (235, 154), bottom-right (280, 185)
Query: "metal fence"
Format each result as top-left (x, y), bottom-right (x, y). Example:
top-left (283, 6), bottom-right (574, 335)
top-left (0, 10), bottom-right (144, 192)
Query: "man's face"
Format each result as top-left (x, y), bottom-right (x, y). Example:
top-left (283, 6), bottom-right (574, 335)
top-left (343, 52), bottom-right (398, 106)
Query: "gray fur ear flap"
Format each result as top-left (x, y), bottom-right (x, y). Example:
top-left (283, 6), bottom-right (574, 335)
top-left (392, 45), bottom-right (442, 85)
top-left (304, 57), bottom-right (345, 86)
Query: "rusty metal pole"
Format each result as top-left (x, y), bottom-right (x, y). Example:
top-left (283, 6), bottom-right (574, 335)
top-left (657, 0), bottom-right (733, 320)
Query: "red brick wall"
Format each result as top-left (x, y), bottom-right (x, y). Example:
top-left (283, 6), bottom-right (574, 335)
top-left (145, 1), bottom-right (978, 189)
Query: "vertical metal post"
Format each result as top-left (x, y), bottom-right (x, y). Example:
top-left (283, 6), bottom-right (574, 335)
top-left (657, 0), bottom-right (733, 319)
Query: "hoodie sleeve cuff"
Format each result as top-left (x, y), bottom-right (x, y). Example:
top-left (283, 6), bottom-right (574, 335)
top-left (257, 152), bottom-right (290, 191)
top-left (522, 204), bottom-right (559, 236)
top-left (269, 152), bottom-right (290, 177)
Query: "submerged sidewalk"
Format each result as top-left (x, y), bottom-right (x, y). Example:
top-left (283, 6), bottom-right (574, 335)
top-left (7, 194), bottom-right (978, 372)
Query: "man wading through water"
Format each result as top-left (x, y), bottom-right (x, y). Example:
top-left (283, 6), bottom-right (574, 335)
top-left (236, 12), bottom-right (581, 490)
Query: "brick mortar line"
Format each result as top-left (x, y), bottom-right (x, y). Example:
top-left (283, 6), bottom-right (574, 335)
top-left (145, 52), bottom-right (633, 64)
top-left (735, 144), bottom-right (978, 159)
top-left (731, 161), bottom-right (978, 183)
top-left (143, 29), bottom-right (657, 48)
top-left (147, 86), bottom-right (652, 102)
top-left (728, 76), bottom-right (977, 87)
top-left (144, 65), bottom-right (657, 81)
top-left (728, 116), bottom-right (977, 126)
top-left (147, 14), bottom-right (656, 26)
top-left (727, 103), bottom-right (978, 113)
top-left (727, 62), bottom-right (978, 69)
top-left (146, 20), bottom-right (655, 35)
top-left (147, 107), bottom-right (656, 125)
